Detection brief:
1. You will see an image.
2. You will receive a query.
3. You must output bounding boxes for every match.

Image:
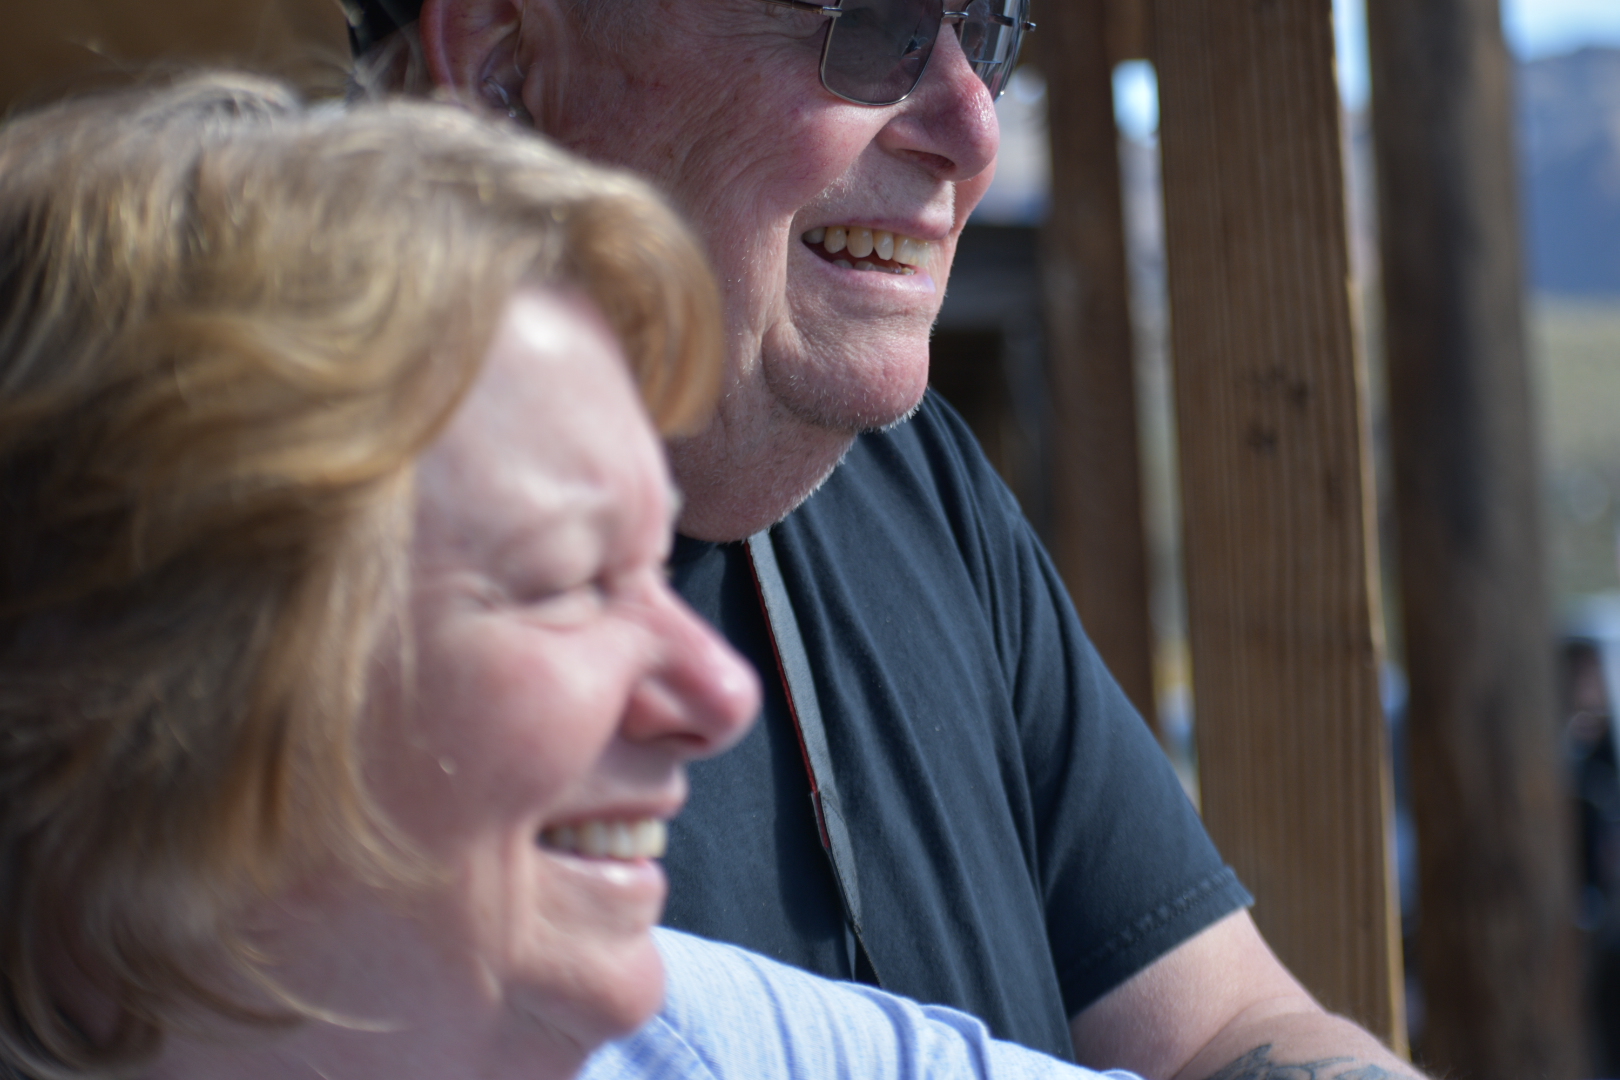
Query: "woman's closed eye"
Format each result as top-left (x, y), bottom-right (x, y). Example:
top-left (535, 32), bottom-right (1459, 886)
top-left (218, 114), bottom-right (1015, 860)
top-left (506, 578), bottom-right (611, 626)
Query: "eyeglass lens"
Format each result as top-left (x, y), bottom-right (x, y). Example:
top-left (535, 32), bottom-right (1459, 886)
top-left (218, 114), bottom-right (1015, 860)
top-left (820, 0), bottom-right (1029, 106)
top-left (957, 0), bottom-right (1027, 99)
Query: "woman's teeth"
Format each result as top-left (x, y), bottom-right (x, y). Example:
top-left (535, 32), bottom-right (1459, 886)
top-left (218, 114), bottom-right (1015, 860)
top-left (803, 226), bottom-right (929, 274)
top-left (539, 819), bottom-right (668, 859)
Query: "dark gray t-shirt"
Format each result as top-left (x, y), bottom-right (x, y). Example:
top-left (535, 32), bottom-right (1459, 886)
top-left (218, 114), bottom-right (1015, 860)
top-left (663, 391), bottom-right (1249, 1061)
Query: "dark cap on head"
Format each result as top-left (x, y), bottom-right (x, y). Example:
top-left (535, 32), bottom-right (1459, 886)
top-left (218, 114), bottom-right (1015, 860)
top-left (342, 0), bottom-right (427, 56)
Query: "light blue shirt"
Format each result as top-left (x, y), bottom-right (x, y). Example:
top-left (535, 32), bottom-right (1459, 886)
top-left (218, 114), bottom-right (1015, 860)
top-left (580, 929), bottom-right (1145, 1080)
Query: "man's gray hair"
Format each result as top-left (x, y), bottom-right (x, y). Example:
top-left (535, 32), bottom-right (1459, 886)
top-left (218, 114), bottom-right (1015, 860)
top-left (346, 0), bottom-right (617, 99)
top-left (346, 0), bottom-right (616, 56)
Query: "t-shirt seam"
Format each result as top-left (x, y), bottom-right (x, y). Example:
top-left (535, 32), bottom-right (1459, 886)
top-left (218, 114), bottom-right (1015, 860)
top-left (1063, 867), bottom-right (1244, 976)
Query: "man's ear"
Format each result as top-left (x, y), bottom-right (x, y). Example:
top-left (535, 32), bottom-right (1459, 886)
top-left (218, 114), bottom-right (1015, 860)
top-left (418, 0), bottom-right (526, 102)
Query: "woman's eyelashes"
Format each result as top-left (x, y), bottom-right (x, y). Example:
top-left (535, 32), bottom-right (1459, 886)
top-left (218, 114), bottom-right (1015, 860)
top-left (481, 561), bottom-right (667, 626)
top-left (508, 578), bottom-right (609, 624)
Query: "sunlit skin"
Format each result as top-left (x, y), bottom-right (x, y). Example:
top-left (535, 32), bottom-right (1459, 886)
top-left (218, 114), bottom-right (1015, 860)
top-left (151, 289), bottom-right (760, 1080)
top-left (422, 0), bottom-right (1000, 539)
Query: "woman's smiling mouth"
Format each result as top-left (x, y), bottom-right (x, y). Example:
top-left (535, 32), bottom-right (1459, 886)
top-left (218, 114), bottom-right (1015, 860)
top-left (539, 818), bottom-right (669, 859)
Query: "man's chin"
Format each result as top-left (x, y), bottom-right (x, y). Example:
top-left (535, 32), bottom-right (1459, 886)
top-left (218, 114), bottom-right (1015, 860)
top-left (873, 392), bottom-right (928, 433)
top-left (664, 344), bottom-right (931, 540)
top-left (764, 356), bottom-right (931, 435)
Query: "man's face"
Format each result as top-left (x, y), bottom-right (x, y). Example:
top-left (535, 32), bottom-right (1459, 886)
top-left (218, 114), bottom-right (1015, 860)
top-left (528, 0), bottom-right (1000, 437)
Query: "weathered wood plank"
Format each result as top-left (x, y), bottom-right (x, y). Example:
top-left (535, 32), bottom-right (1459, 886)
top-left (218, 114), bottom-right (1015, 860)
top-left (1106, 0), bottom-right (1154, 66)
top-left (1151, 0), bottom-right (1405, 1046)
top-left (3, 0), bottom-right (348, 113)
top-left (1041, 0), bottom-right (1158, 727)
top-left (1363, 0), bottom-right (1584, 1075)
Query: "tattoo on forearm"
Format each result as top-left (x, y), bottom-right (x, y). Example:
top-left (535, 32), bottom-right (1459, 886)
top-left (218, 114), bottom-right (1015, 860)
top-left (1206, 1044), bottom-right (1406, 1080)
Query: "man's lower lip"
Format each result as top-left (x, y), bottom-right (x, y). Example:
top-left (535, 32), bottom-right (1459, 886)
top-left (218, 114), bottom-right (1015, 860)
top-left (804, 244), bottom-right (916, 275)
top-left (801, 250), bottom-right (936, 289)
top-left (828, 259), bottom-right (916, 275)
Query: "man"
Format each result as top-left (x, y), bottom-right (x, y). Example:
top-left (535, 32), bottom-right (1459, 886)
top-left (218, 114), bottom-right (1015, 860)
top-left (349, 2), bottom-right (1425, 1077)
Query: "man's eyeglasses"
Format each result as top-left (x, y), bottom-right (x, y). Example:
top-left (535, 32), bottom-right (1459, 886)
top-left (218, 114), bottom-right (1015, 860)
top-left (760, 0), bottom-right (1035, 107)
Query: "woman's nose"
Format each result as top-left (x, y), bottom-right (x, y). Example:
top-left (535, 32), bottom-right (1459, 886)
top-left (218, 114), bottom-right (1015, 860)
top-left (622, 586), bottom-right (760, 759)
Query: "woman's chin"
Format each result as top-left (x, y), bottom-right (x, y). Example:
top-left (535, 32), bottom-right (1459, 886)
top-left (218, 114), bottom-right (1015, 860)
top-left (510, 929), bottom-right (668, 1051)
top-left (591, 932), bottom-right (668, 1038)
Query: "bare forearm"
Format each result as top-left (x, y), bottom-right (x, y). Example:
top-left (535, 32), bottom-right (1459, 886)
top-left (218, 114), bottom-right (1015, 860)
top-left (1175, 1005), bottom-right (1425, 1080)
top-left (1069, 913), bottom-right (1428, 1080)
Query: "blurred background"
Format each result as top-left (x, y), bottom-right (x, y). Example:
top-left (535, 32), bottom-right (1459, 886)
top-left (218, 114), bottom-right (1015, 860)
top-left (952, 0), bottom-right (1620, 737)
top-left (0, 3), bottom-right (348, 110)
top-left (938, 0), bottom-right (1620, 1067)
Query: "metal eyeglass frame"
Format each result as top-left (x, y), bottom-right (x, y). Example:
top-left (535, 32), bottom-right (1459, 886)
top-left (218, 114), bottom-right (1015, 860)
top-left (758, 0), bottom-right (1035, 106)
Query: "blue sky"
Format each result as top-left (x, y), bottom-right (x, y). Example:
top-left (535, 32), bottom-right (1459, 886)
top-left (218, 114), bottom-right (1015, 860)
top-left (1112, 0), bottom-right (1620, 137)
top-left (1336, 0), bottom-right (1620, 110)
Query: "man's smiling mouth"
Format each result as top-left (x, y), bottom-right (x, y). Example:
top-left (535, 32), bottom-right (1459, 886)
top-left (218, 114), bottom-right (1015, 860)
top-left (803, 226), bottom-right (931, 275)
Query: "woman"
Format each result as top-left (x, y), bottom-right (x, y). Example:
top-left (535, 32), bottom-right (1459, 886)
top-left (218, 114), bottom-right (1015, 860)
top-left (0, 75), bottom-right (1138, 1080)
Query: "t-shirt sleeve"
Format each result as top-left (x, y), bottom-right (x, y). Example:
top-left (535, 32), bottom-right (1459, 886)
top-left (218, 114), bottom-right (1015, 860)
top-left (919, 395), bottom-right (1252, 1015)
top-left (628, 929), bottom-right (1149, 1080)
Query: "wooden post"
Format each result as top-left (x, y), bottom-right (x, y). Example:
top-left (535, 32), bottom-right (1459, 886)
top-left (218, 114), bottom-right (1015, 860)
top-left (1039, 0), bottom-right (1158, 726)
top-left (1152, 0), bottom-right (1406, 1047)
top-left (1106, 0), bottom-right (1154, 67)
top-left (1363, 0), bottom-right (1585, 1075)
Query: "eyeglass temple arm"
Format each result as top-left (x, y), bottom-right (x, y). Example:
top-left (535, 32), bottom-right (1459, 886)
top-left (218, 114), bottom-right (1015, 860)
top-left (759, 0), bottom-right (1033, 30)
top-left (942, 10), bottom-right (1036, 31)
top-left (758, 0), bottom-right (844, 16)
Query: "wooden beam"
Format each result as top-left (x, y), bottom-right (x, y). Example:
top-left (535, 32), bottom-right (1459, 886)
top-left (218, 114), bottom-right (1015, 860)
top-left (1363, 0), bottom-right (1585, 1075)
top-left (1106, 0), bottom-right (1155, 67)
top-left (1040, 0), bottom-right (1158, 727)
top-left (1151, 0), bottom-right (1405, 1046)
top-left (3, 0), bottom-right (348, 114)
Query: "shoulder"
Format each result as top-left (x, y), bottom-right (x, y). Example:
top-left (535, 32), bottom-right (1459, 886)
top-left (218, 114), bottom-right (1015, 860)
top-left (636, 929), bottom-right (1140, 1080)
top-left (787, 390), bottom-right (1035, 615)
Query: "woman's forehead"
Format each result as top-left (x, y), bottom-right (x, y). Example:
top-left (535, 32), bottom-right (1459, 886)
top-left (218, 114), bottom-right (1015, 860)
top-left (414, 288), bottom-right (671, 556)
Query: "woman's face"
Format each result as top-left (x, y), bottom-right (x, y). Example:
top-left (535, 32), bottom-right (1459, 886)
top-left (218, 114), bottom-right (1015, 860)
top-left (365, 288), bottom-right (758, 1064)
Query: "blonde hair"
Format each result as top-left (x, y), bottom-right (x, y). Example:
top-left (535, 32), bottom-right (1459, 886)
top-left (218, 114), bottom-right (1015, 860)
top-left (0, 72), bottom-right (721, 1079)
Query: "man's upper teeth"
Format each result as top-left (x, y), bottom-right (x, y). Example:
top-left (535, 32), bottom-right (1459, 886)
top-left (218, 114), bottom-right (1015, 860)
top-left (540, 818), bottom-right (668, 859)
top-left (804, 226), bottom-right (929, 267)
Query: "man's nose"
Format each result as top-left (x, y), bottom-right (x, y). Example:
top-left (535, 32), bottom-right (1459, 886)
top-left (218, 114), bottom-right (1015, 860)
top-left (622, 587), bottom-right (760, 759)
top-left (878, 23), bottom-right (1001, 183)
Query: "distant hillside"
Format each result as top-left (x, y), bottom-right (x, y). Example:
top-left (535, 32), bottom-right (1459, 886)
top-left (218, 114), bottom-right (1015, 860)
top-left (1520, 47), bottom-right (1620, 296)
